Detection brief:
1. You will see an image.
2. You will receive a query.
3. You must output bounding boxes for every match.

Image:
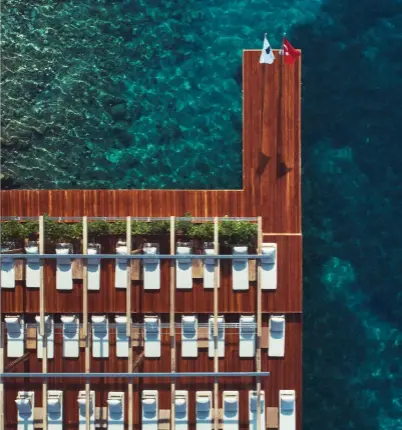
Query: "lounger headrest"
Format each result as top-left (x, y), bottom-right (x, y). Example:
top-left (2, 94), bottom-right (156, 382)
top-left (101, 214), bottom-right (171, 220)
top-left (48, 397), bottom-right (61, 413)
top-left (88, 248), bottom-right (98, 255)
top-left (115, 316), bottom-right (127, 324)
top-left (116, 246), bottom-right (128, 255)
top-left (142, 398), bottom-right (157, 409)
top-left (280, 394), bottom-right (295, 411)
top-left (92, 315), bottom-right (106, 323)
top-left (61, 315), bottom-right (77, 324)
top-left (177, 246), bottom-right (191, 255)
top-left (15, 398), bottom-right (32, 414)
top-left (233, 246), bottom-right (248, 254)
top-left (107, 399), bottom-right (122, 407)
top-left (144, 246), bottom-right (158, 255)
top-left (35, 315), bottom-right (50, 323)
top-left (25, 246), bottom-right (39, 254)
top-left (175, 397), bottom-right (187, 408)
top-left (270, 316), bottom-right (285, 331)
top-left (196, 396), bottom-right (210, 413)
top-left (261, 246), bottom-right (276, 262)
top-left (224, 395), bottom-right (238, 411)
top-left (5, 316), bottom-right (20, 324)
top-left (204, 248), bottom-right (216, 256)
top-left (249, 393), bottom-right (264, 411)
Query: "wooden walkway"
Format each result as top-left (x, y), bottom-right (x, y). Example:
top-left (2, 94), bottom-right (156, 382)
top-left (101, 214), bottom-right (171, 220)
top-left (0, 50), bottom-right (302, 430)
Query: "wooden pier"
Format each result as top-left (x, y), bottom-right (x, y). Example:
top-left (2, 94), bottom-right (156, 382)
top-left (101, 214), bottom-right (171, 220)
top-left (0, 49), bottom-right (302, 429)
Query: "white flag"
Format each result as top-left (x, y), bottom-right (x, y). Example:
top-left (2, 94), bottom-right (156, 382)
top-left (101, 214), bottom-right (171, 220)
top-left (259, 34), bottom-right (275, 64)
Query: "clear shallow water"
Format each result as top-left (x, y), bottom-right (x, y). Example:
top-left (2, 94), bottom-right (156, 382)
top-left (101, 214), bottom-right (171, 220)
top-left (2, 0), bottom-right (402, 428)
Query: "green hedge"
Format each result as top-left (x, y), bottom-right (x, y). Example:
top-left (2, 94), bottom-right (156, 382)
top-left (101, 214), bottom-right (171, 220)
top-left (0, 215), bottom-right (257, 246)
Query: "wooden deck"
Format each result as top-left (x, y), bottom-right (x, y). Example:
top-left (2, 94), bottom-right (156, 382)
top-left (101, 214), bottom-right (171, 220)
top-left (0, 49), bottom-right (302, 430)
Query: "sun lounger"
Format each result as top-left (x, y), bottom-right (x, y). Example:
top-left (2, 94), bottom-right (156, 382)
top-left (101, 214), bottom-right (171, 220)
top-left (176, 244), bottom-right (192, 289)
top-left (56, 244), bottom-right (73, 290)
top-left (203, 247), bottom-right (216, 289)
top-left (261, 244), bottom-right (277, 290)
top-left (87, 244), bottom-right (101, 291)
top-left (196, 391), bottom-right (213, 430)
top-left (115, 242), bottom-right (128, 289)
top-left (175, 391), bottom-right (189, 430)
top-left (142, 390), bottom-right (158, 430)
top-left (115, 315), bottom-right (130, 358)
top-left (25, 243), bottom-right (40, 288)
top-left (48, 390), bottom-right (63, 430)
top-left (208, 315), bottom-right (225, 358)
top-left (144, 316), bottom-right (161, 358)
top-left (143, 244), bottom-right (160, 290)
top-left (223, 391), bottom-right (239, 430)
top-left (249, 391), bottom-right (265, 430)
top-left (182, 315), bottom-right (198, 357)
top-left (35, 315), bottom-right (54, 359)
top-left (61, 314), bottom-right (79, 358)
top-left (279, 391), bottom-right (296, 430)
top-left (92, 315), bottom-right (109, 358)
top-left (15, 391), bottom-right (34, 430)
top-left (5, 315), bottom-right (24, 357)
top-left (239, 315), bottom-right (256, 358)
top-left (107, 392), bottom-right (125, 430)
top-left (1, 254), bottom-right (15, 289)
top-left (232, 246), bottom-right (249, 290)
top-left (268, 316), bottom-right (285, 357)
top-left (78, 390), bottom-right (95, 430)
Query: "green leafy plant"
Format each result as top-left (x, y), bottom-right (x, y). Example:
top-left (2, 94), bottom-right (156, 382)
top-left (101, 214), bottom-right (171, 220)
top-left (0, 214), bottom-right (257, 247)
top-left (219, 220), bottom-right (257, 247)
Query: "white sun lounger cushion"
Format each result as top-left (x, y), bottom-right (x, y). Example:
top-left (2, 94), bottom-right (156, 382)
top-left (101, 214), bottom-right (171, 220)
top-left (16, 391), bottom-right (34, 429)
top-left (108, 392), bottom-right (124, 429)
top-left (269, 316), bottom-right (285, 357)
top-left (196, 391), bottom-right (212, 430)
top-left (176, 246), bottom-right (192, 289)
top-left (115, 315), bottom-right (130, 358)
top-left (142, 391), bottom-right (158, 430)
top-left (48, 391), bottom-right (63, 430)
top-left (144, 316), bottom-right (161, 358)
top-left (87, 248), bottom-right (101, 291)
top-left (92, 315), bottom-right (109, 358)
top-left (261, 244), bottom-right (277, 290)
top-left (143, 246), bottom-right (160, 290)
top-left (1, 255), bottom-right (15, 289)
top-left (78, 391), bottom-right (95, 430)
top-left (182, 315), bottom-right (198, 358)
top-left (115, 245), bottom-right (128, 289)
top-left (203, 249), bottom-right (216, 289)
top-left (56, 248), bottom-right (73, 290)
top-left (279, 391), bottom-right (296, 430)
top-left (208, 316), bottom-right (225, 358)
top-left (25, 246), bottom-right (40, 288)
top-left (61, 315), bottom-right (79, 358)
top-left (35, 315), bottom-right (54, 359)
top-left (249, 391), bottom-right (265, 430)
top-left (175, 391), bottom-right (189, 430)
top-left (5, 315), bottom-right (25, 358)
top-left (232, 246), bottom-right (249, 290)
top-left (239, 315), bottom-right (256, 358)
top-left (223, 392), bottom-right (239, 430)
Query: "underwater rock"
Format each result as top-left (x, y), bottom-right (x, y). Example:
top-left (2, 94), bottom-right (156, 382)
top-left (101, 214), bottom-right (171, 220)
top-left (110, 103), bottom-right (127, 120)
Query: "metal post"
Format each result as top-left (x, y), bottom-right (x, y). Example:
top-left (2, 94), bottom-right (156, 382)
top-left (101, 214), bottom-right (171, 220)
top-left (126, 217), bottom-right (133, 430)
top-left (83, 216), bottom-right (90, 430)
top-left (256, 217), bottom-right (263, 430)
top-left (39, 215), bottom-right (47, 430)
top-left (213, 217), bottom-right (219, 430)
top-left (170, 216), bottom-right (176, 430)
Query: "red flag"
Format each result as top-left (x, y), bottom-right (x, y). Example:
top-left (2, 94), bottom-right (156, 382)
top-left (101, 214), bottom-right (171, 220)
top-left (282, 38), bottom-right (301, 64)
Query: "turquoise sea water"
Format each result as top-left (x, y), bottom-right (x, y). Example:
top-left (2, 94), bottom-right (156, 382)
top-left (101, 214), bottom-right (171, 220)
top-left (2, 0), bottom-right (402, 428)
